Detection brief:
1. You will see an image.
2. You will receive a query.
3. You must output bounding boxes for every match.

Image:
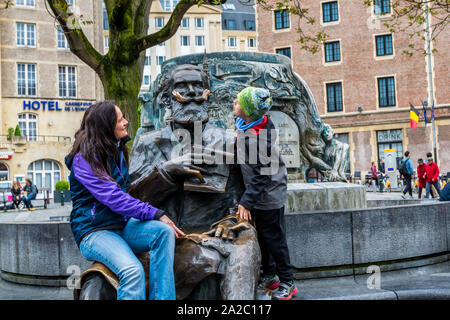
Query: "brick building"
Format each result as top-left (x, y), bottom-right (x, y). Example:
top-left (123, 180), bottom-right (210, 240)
top-left (256, 0), bottom-right (450, 178)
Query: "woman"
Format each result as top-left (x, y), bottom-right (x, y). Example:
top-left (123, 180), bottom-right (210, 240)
top-left (65, 101), bottom-right (184, 300)
top-left (371, 161), bottom-right (378, 187)
top-left (22, 179), bottom-right (37, 211)
top-left (11, 181), bottom-right (22, 210)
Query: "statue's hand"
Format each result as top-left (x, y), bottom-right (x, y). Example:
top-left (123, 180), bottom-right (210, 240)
top-left (161, 152), bottom-right (214, 183)
top-left (203, 215), bottom-right (252, 242)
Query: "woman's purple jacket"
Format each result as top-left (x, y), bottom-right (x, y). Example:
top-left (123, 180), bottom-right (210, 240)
top-left (66, 147), bottom-right (164, 247)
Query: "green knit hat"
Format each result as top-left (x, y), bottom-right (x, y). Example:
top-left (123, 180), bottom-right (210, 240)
top-left (237, 87), bottom-right (273, 121)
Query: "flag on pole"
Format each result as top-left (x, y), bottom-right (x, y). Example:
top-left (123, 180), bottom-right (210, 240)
top-left (422, 101), bottom-right (428, 127)
top-left (410, 104), bottom-right (419, 129)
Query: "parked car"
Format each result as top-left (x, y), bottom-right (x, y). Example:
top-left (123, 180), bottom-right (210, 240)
top-left (0, 181), bottom-right (24, 210)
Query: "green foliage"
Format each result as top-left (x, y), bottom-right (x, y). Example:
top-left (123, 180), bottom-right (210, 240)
top-left (14, 125), bottom-right (21, 136)
top-left (55, 180), bottom-right (69, 191)
top-left (7, 127), bottom-right (14, 137)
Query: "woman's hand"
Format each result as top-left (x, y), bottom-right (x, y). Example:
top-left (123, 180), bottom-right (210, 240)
top-left (159, 215), bottom-right (186, 238)
top-left (237, 204), bottom-right (251, 221)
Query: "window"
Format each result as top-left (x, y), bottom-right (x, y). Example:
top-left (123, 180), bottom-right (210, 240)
top-left (158, 42), bottom-right (165, 46)
top-left (222, 3), bottom-right (235, 10)
top-left (248, 38), bottom-right (256, 48)
top-left (57, 26), bottom-right (69, 49)
top-left (27, 160), bottom-right (61, 196)
top-left (157, 56), bottom-right (165, 65)
top-left (228, 37), bottom-right (236, 48)
top-left (162, 0), bottom-right (178, 11)
top-left (322, 1), bottom-right (339, 23)
top-left (378, 76), bottom-right (396, 107)
top-left (17, 63), bottom-right (36, 96)
top-left (144, 75), bottom-right (150, 85)
top-left (274, 9), bottom-right (289, 29)
top-left (16, 23), bottom-right (35, 47)
top-left (66, 0), bottom-right (74, 11)
top-left (16, 0), bottom-right (35, 7)
top-left (58, 65), bottom-right (77, 98)
top-left (225, 19), bottom-right (236, 30)
top-left (375, 34), bottom-right (393, 56)
top-left (377, 129), bottom-right (403, 168)
top-left (104, 36), bottom-right (109, 50)
top-left (180, 35), bottom-right (190, 46)
top-left (195, 36), bottom-right (204, 46)
top-left (145, 56), bottom-right (150, 65)
top-left (18, 113), bottom-right (38, 141)
top-left (0, 163), bottom-right (9, 181)
top-left (374, 0), bottom-right (391, 14)
top-left (103, 2), bottom-right (109, 30)
top-left (245, 20), bottom-right (255, 30)
top-left (324, 41), bottom-right (340, 62)
top-left (326, 82), bottom-right (343, 112)
top-left (195, 18), bottom-right (204, 28)
top-left (155, 17), bottom-right (165, 28)
top-left (276, 47), bottom-right (291, 58)
top-left (181, 18), bottom-right (189, 28)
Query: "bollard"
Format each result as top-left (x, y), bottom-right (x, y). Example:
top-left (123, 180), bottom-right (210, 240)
top-left (60, 190), bottom-right (65, 206)
top-left (2, 191), bottom-right (6, 212)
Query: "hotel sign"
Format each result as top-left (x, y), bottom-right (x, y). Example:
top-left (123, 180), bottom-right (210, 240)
top-left (0, 152), bottom-right (13, 160)
top-left (23, 100), bottom-right (93, 112)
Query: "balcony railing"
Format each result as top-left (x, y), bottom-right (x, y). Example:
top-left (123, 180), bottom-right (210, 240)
top-left (0, 135), bottom-right (72, 143)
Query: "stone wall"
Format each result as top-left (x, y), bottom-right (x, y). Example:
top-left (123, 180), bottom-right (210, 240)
top-left (285, 201), bottom-right (450, 279)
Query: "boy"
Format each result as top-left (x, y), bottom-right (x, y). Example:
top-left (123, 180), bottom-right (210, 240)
top-left (233, 86), bottom-right (298, 300)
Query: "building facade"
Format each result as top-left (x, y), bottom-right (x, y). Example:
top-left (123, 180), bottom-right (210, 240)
top-left (0, 0), bottom-right (104, 195)
top-left (221, 0), bottom-right (258, 53)
top-left (257, 0), bottom-right (450, 178)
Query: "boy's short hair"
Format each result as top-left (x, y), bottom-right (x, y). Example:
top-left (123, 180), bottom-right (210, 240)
top-left (405, 151), bottom-right (410, 157)
top-left (418, 158), bottom-right (423, 163)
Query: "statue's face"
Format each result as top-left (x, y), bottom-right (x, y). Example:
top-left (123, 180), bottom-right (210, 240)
top-left (322, 124), bottom-right (334, 142)
top-left (170, 69), bottom-right (209, 125)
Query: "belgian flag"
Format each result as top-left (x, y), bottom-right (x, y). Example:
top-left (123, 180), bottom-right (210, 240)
top-left (410, 104), bottom-right (419, 129)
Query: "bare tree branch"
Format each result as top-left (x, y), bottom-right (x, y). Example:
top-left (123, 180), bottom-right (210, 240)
top-left (46, 0), bottom-right (103, 73)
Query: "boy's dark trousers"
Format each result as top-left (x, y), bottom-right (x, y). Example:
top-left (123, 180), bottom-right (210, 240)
top-left (253, 206), bottom-right (293, 282)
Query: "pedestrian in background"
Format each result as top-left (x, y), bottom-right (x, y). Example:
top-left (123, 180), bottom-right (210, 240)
top-left (417, 159), bottom-right (427, 199)
top-left (22, 179), bottom-right (37, 211)
top-left (400, 151), bottom-right (414, 199)
top-left (11, 181), bottom-right (22, 210)
top-left (425, 153), bottom-right (441, 199)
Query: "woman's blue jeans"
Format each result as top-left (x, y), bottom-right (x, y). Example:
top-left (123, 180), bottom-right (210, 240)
top-left (79, 218), bottom-right (176, 300)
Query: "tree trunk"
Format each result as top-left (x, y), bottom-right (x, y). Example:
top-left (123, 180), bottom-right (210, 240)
top-left (101, 58), bottom-right (143, 139)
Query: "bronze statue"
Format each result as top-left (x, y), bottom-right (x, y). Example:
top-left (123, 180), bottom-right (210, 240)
top-left (74, 64), bottom-right (263, 300)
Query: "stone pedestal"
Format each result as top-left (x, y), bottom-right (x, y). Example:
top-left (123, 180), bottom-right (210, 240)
top-left (285, 182), bottom-right (366, 213)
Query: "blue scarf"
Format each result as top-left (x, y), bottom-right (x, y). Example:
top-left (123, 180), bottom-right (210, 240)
top-left (235, 116), bottom-right (265, 131)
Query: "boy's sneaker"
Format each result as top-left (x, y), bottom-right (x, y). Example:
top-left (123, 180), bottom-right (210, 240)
top-left (257, 274), bottom-right (280, 290)
top-left (272, 281), bottom-right (298, 300)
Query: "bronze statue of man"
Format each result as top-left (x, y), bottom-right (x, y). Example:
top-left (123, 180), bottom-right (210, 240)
top-left (128, 64), bottom-right (261, 300)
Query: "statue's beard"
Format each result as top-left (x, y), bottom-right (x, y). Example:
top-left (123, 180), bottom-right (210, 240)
top-left (172, 100), bottom-right (209, 125)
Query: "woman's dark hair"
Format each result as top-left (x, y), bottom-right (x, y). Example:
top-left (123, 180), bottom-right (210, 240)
top-left (67, 101), bottom-right (129, 180)
top-left (25, 178), bottom-right (32, 185)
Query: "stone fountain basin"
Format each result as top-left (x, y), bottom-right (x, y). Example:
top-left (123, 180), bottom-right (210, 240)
top-left (0, 184), bottom-right (449, 287)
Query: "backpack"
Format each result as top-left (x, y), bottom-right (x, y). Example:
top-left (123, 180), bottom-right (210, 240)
top-left (399, 159), bottom-right (408, 176)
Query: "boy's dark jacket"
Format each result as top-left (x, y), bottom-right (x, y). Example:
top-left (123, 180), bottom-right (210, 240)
top-left (237, 116), bottom-right (287, 211)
